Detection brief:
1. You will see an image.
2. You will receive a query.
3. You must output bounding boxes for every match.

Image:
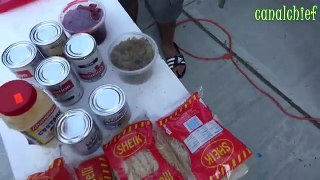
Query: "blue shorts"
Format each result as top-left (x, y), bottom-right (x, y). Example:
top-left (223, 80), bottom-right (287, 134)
top-left (118, 0), bottom-right (184, 23)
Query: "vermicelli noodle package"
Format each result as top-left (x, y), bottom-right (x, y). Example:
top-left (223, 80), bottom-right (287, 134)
top-left (75, 156), bottom-right (113, 180)
top-left (157, 92), bottom-right (252, 180)
top-left (103, 120), bottom-right (186, 180)
top-left (28, 157), bottom-right (72, 180)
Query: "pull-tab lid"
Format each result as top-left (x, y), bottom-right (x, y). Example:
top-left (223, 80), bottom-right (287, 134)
top-left (56, 109), bottom-right (92, 144)
top-left (65, 33), bottom-right (96, 59)
top-left (30, 21), bottom-right (63, 46)
top-left (35, 57), bottom-right (70, 86)
top-left (89, 84), bottom-right (125, 115)
top-left (0, 80), bottom-right (37, 116)
top-left (1, 41), bottom-right (37, 69)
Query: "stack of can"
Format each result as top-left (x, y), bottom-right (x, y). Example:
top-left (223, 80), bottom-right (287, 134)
top-left (1, 20), bottom-right (132, 155)
top-left (2, 20), bottom-right (108, 106)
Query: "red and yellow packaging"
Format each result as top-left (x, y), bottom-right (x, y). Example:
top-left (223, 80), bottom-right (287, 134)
top-left (75, 156), bottom-right (112, 180)
top-left (28, 157), bottom-right (71, 180)
top-left (103, 120), bottom-right (184, 180)
top-left (157, 92), bottom-right (252, 180)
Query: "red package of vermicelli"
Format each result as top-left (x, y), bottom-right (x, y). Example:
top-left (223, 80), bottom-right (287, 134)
top-left (75, 156), bottom-right (113, 180)
top-left (157, 92), bottom-right (252, 180)
top-left (103, 120), bottom-right (185, 180)
top-left (28, 157), bottom-right (72, 180)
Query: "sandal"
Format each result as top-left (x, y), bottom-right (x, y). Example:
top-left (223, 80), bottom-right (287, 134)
top-left (165, 43), bottom-right (186, 78)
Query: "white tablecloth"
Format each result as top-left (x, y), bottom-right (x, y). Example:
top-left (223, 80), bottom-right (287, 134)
top-left (0, 0), bottom-right (189, 179)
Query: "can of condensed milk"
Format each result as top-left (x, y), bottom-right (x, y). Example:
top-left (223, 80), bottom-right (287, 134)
top-left (89, 84), bottom-right (130, 128)
top-left (64, 33), bottom-right (106, 82)
top-left (34, 56), bottom-right (83, 106)
top-left (1, 41), bottom-right (44, 84)
top-left (55, 109), bottom-right (102, 155)
top-left (30, 21), bottom-right (67, 57)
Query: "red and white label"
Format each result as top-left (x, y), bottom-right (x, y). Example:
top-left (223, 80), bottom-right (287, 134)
top-left (157, 93), bottom-right (252, 180)
top-left (79, 62), bottom-right (106, 80)
top-left (16, 70), bottom-right (33, 78)
top-left (103, 120), bottom-right (184, 180)
top-left (50, 80), bottom-right (74, 96)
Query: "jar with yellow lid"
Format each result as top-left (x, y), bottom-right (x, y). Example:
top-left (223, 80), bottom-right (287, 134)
top-left (0, 80), bottom-right (61, 144)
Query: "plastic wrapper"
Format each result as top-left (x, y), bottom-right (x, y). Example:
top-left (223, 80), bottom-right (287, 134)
top-left (75, 155), bottom-right (113, 180)
top-left (157, 92), bottom-right (252, 180)
top-left (103, 120), bottom-right (186, 180)
top-left (0, 0), bottom-right (35, 13)
top-left (27, 157), bottom-right (72, 180)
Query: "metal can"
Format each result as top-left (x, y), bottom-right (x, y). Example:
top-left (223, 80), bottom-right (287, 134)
top-left (64, 33), bottom-right (106, 82)
top-left (55, 109), bottom-right (102, 155)
top-left (34, 56), bottom-right (83, 106)
top-left (1, 41), bottom-right (44, 84)
top-left (30, 21), bottom-right (67, 57)
top-left (89, 84), bottom-right (130, 128)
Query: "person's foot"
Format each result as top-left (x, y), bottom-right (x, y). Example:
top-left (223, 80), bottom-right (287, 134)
top-left (164, 43), bottom-right (186, 78)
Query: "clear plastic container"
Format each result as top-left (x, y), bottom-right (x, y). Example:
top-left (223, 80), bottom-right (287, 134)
top-left (108, 32), bottom-right (158, 84)
top-left (60, 0), bottom-right (106, 45)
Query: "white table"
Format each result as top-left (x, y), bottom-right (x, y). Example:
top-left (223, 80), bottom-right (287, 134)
top-left (0, 0), bottom-right (189, 179)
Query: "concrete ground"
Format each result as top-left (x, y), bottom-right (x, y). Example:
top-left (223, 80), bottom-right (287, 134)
top-left (1, 0), bottom-right (320, 179)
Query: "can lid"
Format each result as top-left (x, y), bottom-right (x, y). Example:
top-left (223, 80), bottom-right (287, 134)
top-left (35, 57), bottom-right (70, 86)
top-left (1, 42), bottom-right (37, 69)
top-left (65, 33), bottom-right (96, 59)
top-left (56, 109), bottom-right (92, 144)
top-left (30, 21), bottom-right (63, 46)
top-left (0, 80), bottom-right (37, 116)
top-left (89, 84), bottom-right (125, 116)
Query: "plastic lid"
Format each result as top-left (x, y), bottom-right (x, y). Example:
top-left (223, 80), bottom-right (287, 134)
top-left (0, 80), bottom-right (37, 116)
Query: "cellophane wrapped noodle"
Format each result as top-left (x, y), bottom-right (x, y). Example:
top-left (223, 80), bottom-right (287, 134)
top-left (75, 156), bottom-right (113, 180)
top-left (27, 157), bottom-right (72, 180)
top-left (156, 92), bottom-right (252, 180)
top-left (103, 120), bottom-right (185, 180)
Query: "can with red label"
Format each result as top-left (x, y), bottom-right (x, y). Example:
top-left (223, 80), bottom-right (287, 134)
top-left (65, 33), bottom-right (106, 82)
top-left (1, 41), bottom-right (44, 84)
top-left (35, 56), bottom-right (83, 106)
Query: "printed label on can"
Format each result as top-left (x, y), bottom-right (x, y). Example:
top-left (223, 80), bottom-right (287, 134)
top-left (85, 124), bottom-right (102, 152)
top-left (50, 80), bottom-right (74, 95)
top-left (78, 61), bottom-right (106, 81)
top-left (14, 53), bottom-right (43, 79)
top-left (76, 123), bottom-right (102, 154)
top-left (103, 104), bottom-right (129, 127)
top-left (72, 48), bottom-right (106, 82)
top-left (41, 35), bottom-right (67, 57)
top-left (49, 77), bottom-right (83, 106)
top-left (23, 105), bottom-right (61, 144)
top-left (16, 70), bottom-right (33, 78)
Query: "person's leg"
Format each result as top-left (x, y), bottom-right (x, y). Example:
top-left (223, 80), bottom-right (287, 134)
top-left (158, 22), bottom-right (177, 58)
top-left (145, 0), bottom-right (186, 78)
top-left (118, 0), bottom-right (138, 22)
